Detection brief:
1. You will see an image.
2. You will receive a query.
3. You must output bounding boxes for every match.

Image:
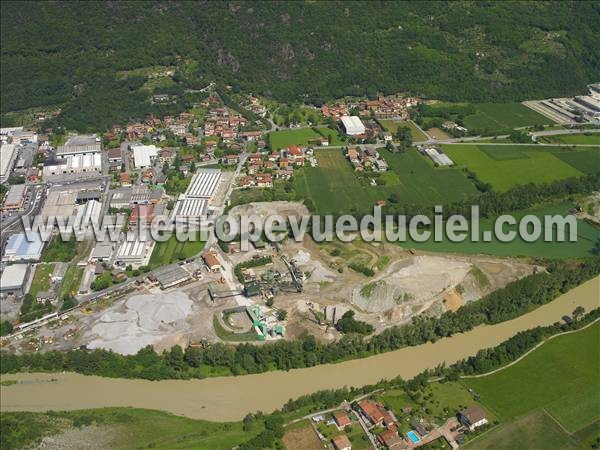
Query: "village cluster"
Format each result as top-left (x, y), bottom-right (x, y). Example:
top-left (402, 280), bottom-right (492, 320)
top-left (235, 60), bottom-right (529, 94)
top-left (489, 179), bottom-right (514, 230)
top-left (311, 398), bottom-right (489, 450)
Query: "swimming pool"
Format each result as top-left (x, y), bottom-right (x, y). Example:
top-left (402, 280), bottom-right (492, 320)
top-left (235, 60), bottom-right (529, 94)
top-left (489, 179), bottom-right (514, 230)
top-left (407, 430), bottom-right (421, 444)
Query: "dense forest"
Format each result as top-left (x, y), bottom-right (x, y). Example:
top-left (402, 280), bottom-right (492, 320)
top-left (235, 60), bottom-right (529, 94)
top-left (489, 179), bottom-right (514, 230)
top-left (2, 256), bottom-right (599, 379)
top-left (2, 1), bottom-right (599, 130)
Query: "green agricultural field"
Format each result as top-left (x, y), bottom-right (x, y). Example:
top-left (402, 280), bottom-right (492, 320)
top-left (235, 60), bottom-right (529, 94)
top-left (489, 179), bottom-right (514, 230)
top-left (464, 322), bottom-right (600, 433)
top-left (0, 408), bottom-right (260, 450)
top-left (463, 103), bottom-right (553, 133)
top-left (443, 144), bottom-right (588, 191)
top-left (403, 202), bottom-right (600, 258)
top-left (149, 234), bottom-right (205, 266)
top-left (293, 148), bottom-right (477, 215)
top-left (380, 120), bottom-right (429, 141)
top-left (269, 127), bottom-right (344, 150)
top-left (539, 133), bottom-right (600, 145)
top-left (464, 410), bottom-right (581, 450)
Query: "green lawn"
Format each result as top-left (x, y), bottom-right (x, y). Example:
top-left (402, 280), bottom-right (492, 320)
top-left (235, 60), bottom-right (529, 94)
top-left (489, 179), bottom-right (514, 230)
top-left (402, 202), bottom-right (600, 258)
top-left (463, 103), bottom-right (553, 133)
top-left (149, 234), bottom-right (205, 267)
top-left (28, 263), bottom-right (54, 298)
top-left (443, 144), bottom-right (586, 191)
top-left (380, 120), bottom-right (429, 141)
top-left (293, 148), bottom-right (477, 215)
top-left (539, 133), bottom-right (600, 145)
top-left (268, 127), bottom-right (344, 150)
top-left (465, 322), bottom-right (600, 433)
top-left (0, 408), bottom-right (260, 450)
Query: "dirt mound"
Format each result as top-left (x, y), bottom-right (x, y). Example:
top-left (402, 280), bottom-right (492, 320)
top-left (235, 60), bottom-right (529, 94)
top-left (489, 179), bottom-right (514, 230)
top-left (352, 256), bottom-right (471, 313)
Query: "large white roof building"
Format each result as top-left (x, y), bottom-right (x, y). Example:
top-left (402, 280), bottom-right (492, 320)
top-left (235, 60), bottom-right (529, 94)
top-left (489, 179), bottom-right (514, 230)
top-left (340, 115), bottom-right (366, 136)
top-left (186, 169), bottom-right (221, 198)
top-left (0, 143), bottom-right (17, 183)
top-left (132, 144), bottom-right (159, 169)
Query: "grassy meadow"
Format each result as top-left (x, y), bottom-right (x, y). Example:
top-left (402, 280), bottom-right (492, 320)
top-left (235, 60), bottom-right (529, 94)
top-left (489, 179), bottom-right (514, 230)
top-left (402, 202), bottom-right (600, 259)
top-left (442, 144), bottom-right (597, 191)
top-left (269, 127), bottom-right (344, 150)
top-left (380, 119), bottom-right (429, 141)
top-left (538, 133), bottom-right (600, 145)
top-left (464, 322), bottom-right (600, 433)
top-left (293, 148), bottom-right (477, 215)
top-left (149, 234), bottom-right (205, 266)
top-left (463, 103), bottom-right (552, 132)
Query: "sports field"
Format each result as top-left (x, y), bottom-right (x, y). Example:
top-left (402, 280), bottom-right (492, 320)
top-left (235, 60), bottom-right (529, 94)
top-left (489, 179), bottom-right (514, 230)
top-left (538, 133), bottom-right (600, 145)
top-left (403, 202), bottom-right (600, 258)
top-left (269, 127), bottom-right (344, 150)
top-left (463, 103), bottom-right (553, 133)
top-left (380, 120), bottom-right (429, 141)
top-left (464, 322), bottom-right (600, 433)
top-left (149, 234), bottom-right (205, 266)
top-left (293, 148), bottom-right (477, 215)
top-left (442, 144), bottom-right (595, 191)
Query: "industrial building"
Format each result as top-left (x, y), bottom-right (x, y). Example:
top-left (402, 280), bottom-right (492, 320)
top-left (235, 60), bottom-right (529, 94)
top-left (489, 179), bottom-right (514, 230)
top-left (150, 264), bottom-right (191, 289)
top-left (172, 169), bottom-right (221, 225)
top-left (340, 115), bottom-right (366, 136)
top-left (0, 264), bottom-right (31, 298)
top-left (56, 135), bottom-right (101, 157)
top-left (72, 199), bottom-right (102, 231)
top-left (40, 189), bottom-right (78, 221)
top-left (3, 233), bottom-right (46, 262)
top-left (131, 144), bottom-right (159, 169)
top-left (186, 169), bottom-right (222, 198)
top-left (109, 186), bottom-right (152, 209)
top-left (0, 143), bottom-right (18, 183)
top-left (43, 153), bottom-right (102, 177)
top-left (114, 235), bottom-right (154, 268)
top-left (2, 184), bottom-right (26, 210)
top-left (89, 241), bottom-right (115, 263)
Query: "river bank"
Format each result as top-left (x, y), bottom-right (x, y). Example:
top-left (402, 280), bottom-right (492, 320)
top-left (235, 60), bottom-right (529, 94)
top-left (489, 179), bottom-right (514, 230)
top-left (1, 276), bottom-right (598, 422)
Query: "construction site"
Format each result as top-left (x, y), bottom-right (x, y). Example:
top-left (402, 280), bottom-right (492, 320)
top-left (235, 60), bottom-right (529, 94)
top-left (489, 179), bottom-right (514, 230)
top-left (2, 201), bottom-right (539, 354)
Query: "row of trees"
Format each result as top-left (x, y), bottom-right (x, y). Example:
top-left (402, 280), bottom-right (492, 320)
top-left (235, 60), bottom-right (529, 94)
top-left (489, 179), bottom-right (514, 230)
top-left (2, 257), bottom-right (599, 379)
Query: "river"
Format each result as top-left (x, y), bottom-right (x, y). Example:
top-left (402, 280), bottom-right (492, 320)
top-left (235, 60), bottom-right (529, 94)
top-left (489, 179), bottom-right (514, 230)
top-left (1, 276), bottom-right (598, 422)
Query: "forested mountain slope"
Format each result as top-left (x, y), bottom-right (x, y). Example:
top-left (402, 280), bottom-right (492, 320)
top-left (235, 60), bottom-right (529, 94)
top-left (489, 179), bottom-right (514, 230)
top-left (1, 1), bottom-right (599, 130)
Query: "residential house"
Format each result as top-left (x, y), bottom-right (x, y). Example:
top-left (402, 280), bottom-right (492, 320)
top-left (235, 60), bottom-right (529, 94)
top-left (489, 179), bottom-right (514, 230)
top-left (332, 435), bottom-right (352, 450)
top-left (334, 412), bottom-right (352, 429)
top-left (256, 173), bottom-right (273, 187)
top-left (458, 407), bottom-right (488, 432)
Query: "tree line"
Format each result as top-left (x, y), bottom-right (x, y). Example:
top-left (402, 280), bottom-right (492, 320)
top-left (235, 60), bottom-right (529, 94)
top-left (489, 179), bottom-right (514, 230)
top-left (2, 257), bottom-right (599, 379)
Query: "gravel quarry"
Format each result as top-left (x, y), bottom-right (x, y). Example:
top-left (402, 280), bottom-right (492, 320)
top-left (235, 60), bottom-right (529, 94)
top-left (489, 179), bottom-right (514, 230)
top-left (84, 292), bottom-right (193, 355)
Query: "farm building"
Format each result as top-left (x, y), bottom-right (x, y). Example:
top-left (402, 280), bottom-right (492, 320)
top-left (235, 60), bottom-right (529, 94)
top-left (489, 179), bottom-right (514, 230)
top-left (421, 147), bottom-right (454, 166)
top-left (340, 115), bottom-right (366, 136)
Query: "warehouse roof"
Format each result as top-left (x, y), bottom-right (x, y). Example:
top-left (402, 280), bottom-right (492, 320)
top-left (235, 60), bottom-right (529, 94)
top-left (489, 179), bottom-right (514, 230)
top-left (185, 169), bottom-right (221, 198)
top-left (0, 264), bottom-right (29, 290)
top-left (132, 144), bottom-right (158, 168)
top-left (4, 233), bottom-right (45, 261)
top-left (340, 115), bottom-right (365, 135)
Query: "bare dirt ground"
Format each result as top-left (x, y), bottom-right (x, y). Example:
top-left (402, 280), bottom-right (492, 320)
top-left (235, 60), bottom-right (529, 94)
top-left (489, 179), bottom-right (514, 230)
top-left (268, 233), bottom-right (536, 338)
top-left (282, 425), bottom-right (324, 450)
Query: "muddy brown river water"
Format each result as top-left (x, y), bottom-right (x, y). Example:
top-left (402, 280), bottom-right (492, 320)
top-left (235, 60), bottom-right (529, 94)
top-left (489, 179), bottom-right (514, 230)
top-left (2, 276), bottom-right (599, 422)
